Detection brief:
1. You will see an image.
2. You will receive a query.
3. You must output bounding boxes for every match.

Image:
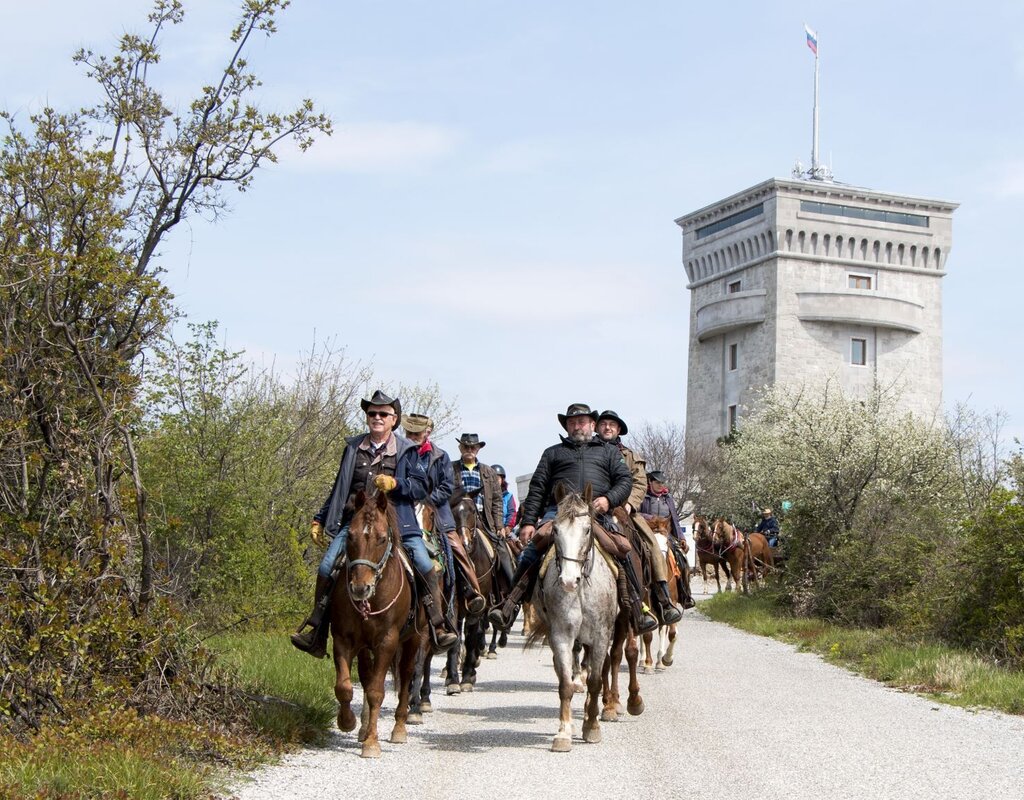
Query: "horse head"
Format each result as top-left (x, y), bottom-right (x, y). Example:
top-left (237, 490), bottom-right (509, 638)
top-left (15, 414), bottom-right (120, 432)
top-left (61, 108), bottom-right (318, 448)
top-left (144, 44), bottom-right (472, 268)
top-left (648, 516), bottom-right (671, 536)
top-left (552, 482), bottom-right (594, 593)
top-left (693, 515), bottom-right (713, 546)
top-left (346, 488), bottom-right (395, 602)
top-left (712, 518), bottom-right (735, 550)
top-left (452, 493), bottom-right (480, 551)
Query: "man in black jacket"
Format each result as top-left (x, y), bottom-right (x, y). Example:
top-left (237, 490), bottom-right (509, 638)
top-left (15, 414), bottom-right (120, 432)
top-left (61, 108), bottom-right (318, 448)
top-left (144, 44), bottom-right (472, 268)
top-left (488, 403), bottom-right (658, 634)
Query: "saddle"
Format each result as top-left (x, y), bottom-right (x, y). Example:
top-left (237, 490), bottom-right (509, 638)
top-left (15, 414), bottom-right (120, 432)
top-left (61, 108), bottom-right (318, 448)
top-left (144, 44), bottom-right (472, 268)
top-left (593, 513), bottom-right (632, 558)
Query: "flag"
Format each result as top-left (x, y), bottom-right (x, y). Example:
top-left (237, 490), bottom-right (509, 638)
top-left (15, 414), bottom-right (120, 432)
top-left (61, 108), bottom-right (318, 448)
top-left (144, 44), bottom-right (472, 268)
top-left (804, 24), bottom-right (818, 55)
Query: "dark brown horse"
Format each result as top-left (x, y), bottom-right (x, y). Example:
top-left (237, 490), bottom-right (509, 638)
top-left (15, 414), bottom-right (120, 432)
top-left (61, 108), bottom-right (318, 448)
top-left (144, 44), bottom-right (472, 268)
top-left (694, 514), bottom-right (731, 593)
top-left (330, 488), bottom-right (427, 758)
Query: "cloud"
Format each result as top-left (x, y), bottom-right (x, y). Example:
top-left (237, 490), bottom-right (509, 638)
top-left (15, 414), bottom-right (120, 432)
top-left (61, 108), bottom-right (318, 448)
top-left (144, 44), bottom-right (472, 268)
top-left (277, 121), bottom-right (462, 173)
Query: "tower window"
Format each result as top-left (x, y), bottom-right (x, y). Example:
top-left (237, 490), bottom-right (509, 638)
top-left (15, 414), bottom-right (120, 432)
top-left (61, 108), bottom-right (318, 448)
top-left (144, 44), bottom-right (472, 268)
top-left (728, 343), bottom-right (738, 371)
top-left (848, 274), bottom-right (872, 290)
top-left (728, 405), bottom-right (738, 431)
top-left (851, 338), bottom-right (867, 366)
top-left (728, 280), bottom-right (742, 293)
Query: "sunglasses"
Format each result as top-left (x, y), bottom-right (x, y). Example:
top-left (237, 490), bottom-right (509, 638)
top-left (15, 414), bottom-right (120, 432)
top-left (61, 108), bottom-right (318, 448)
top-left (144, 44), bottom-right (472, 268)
top-left (366, 410), bottom-right (394, 419)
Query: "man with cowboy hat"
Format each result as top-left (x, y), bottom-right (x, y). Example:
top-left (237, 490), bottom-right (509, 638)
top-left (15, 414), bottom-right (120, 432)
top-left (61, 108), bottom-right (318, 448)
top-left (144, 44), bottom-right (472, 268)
top-left (755, 506), bottom-right (780, 547)
top-left (640, 469), bottom-right (696, 610)
top-left (488, 403), bottom-right (658, 635)
top-left (596, 410), bottom-right (683, 624)
top-left (402, 413), bottom-right (486, 616)
top-left (450, 433), bottom-right (504, 540)
top-left (290, 390), bottom-right (458, 658)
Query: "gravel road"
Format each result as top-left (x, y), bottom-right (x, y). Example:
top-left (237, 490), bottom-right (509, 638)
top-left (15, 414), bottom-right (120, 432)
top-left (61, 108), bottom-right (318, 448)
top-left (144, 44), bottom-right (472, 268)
top-left (230, 602), bottom-right (1024, 800)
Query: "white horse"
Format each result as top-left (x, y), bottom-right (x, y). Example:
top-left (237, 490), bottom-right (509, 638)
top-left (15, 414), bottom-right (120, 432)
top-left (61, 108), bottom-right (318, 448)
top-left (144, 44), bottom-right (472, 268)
top-left (530, 484), bottom-right (619, 752)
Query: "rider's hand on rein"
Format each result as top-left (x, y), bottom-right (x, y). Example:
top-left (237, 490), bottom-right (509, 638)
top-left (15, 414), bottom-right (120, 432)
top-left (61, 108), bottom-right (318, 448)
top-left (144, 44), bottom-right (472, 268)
top-left (519, 524), bottom-right (535, 544)
top-left (592, 496), bottom-right (610, 514)
top-left (310, 521), bottom-right (324, 546)
top-left (374, 475), bottom-right (397, 493)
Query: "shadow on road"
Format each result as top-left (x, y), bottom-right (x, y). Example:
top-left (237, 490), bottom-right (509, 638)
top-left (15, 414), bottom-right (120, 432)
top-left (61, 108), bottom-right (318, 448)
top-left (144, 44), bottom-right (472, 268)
top-left (437, 703), bottom-right (552, 724)
top-left (417, 727), bottom-right (550, 752)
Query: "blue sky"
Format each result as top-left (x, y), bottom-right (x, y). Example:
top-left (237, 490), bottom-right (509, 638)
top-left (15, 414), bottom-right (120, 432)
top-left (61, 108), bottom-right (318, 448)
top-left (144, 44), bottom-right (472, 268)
top-left (3, 1), bottom-right (1023, 488)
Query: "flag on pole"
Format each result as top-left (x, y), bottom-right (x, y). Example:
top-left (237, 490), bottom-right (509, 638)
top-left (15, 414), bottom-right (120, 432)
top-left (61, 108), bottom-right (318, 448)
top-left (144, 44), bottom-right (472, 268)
top-left (804, 24), bottom-right (818, 55)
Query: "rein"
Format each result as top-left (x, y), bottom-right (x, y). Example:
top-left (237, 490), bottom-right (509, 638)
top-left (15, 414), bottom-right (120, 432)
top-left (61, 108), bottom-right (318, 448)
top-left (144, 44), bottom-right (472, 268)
top-left (554, 512), bottom-right (595, 579)
top-left (460, 524), bottom-right (496, 581)
top-left (347, 523), bottom-right (406, 620)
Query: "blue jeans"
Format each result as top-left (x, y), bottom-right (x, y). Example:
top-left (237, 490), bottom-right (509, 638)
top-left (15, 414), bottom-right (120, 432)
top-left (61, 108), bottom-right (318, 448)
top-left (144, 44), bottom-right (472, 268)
top-left (319, 522), bottom-right (436, 578)
top-left (516, 507), bottom-right (558, 572)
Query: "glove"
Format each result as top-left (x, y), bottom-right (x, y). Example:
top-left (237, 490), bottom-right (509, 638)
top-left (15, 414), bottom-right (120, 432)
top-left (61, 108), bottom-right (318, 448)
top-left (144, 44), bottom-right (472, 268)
top-left (310, 521), bottom-right (324, 546)
top-left (374, 474), bottom-right (397, 493)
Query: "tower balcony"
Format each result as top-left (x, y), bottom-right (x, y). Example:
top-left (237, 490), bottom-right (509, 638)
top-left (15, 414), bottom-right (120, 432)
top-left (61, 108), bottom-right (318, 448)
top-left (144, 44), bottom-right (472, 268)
top-left (695, 290), bottom-right (767, 342)
top-left (795, 291), bottom-right (924, 333)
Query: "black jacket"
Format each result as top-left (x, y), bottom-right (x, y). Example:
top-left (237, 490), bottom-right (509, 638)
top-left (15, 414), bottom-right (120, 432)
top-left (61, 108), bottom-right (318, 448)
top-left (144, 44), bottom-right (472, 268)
top-left (520, 435), bottom-right (632, 527)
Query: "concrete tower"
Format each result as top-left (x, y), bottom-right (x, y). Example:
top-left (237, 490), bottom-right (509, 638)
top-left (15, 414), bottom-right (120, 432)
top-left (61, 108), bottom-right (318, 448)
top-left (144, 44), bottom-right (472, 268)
top-left (677, 178), bottom-right (956, 447)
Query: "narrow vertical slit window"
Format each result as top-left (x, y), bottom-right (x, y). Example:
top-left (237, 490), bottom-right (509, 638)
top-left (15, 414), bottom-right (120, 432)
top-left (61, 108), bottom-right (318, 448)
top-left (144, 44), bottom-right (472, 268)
top-left (728, 343), bottom-right (738, 371)
top-left (728, 404), bottom-right (738, 431)
top-left (851, 338), bottom-right (867, 366)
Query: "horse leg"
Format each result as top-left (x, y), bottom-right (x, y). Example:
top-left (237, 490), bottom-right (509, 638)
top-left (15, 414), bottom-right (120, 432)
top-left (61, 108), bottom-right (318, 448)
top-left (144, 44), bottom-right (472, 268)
top-left (487, 625), bottom-right (499, 658)
top-left (551, 638), bottom-right (575, 752)
top-left (356, 650), bottom-right (374, 742)
top-left (333, 638), bottom-right (358, 733)
top-left (361, 638), bottom-right (398, 758)
top-left (601, 616), bottom-right (626, 721)
top-left (407, 644), bottom-right (425, 725)
top-left (625, 631), bottom-right (644, 716)
top-left (391, 636), bottom-right (421, 744)
top-left (445, 622), bottom-right (462, 695)
top-left (571, 640), bottom-right (586, 693)
top-left (420, 649), bottom-right (434, 713)
top-left (642, 630), bottom-right (654, 674)
top-left (461, 617), bottom-right (478, 692)
top-left (581, 645), bottom-right (604, 744)
top-left (661, 623), bottom-right (677, 667)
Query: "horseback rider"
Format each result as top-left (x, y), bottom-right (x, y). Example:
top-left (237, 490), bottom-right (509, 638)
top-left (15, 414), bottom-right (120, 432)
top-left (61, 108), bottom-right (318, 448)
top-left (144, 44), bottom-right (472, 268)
top-left (484, 463), bottom-right (518, 598)
top-left (401, 413), bottom-right (486, 616)
top-left (755, 507), bottom-right (780, 547)
top-left (450, 434), bottom-right (504, 533)
top-left (488, 403), bottom-right (659, 635)
top-left (493, 464), bottom-right (518, 531)
top-left (595, 410), bottom-right (684, 623)
top-left (639, 469), bottom-right (696, 610)
top-left (290, 391), bottom-right (458, 658)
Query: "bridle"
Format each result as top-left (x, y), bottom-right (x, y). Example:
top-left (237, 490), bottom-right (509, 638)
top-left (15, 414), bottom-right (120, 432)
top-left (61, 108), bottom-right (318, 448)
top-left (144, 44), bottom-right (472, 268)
top-left (346, 518), bottom-right (405, 620)
top-left (553, 511), bottom-right (595, 579)
top-left (455, 497), bottom-right (496, 581)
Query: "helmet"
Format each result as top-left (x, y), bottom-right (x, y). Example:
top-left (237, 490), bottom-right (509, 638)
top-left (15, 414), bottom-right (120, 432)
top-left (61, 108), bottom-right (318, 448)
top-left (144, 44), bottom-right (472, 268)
top-left (492, 464), bottom-right (506, 478)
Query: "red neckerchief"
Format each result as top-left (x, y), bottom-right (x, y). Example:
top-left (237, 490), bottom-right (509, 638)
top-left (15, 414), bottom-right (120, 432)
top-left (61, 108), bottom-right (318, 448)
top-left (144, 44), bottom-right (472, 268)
top-left (651, 486), bottom-right (669, 496)
top-left (417, 440), bottom-right (433, 457)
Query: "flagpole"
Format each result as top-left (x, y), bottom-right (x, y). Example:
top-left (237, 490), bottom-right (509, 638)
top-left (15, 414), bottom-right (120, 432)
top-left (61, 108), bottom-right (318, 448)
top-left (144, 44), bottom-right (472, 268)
top-left (812, 41), bottom-right (820, 176)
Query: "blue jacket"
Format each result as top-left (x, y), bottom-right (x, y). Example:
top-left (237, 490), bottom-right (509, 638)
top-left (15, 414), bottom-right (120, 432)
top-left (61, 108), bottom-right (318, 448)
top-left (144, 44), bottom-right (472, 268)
top-left (416, 442), bottom-right (456, 533)
top-left (314, 433), bottom-right (428, 539)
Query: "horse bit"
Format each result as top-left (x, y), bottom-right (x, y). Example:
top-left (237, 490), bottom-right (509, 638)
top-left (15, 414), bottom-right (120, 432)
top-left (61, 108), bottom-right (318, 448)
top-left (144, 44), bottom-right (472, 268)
top-left (346, 523), bottom-right (404, 619)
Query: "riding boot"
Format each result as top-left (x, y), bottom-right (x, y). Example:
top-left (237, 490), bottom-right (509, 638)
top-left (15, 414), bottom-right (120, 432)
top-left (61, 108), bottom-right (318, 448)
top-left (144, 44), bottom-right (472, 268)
top-left (290, 573), bottom-right (335, 658)
top-left (420, 570), bottom-right (458, 653)
top-left (668, 538), bottom-right (696, 609)
top-left (447, 532), bottom-right (486, 615)
top-left (652, 580), bottom-right (683, 624)
top-left (487, 558), bottom-right (537, 632)
top-left (617, 559), bottom-right (658, 634)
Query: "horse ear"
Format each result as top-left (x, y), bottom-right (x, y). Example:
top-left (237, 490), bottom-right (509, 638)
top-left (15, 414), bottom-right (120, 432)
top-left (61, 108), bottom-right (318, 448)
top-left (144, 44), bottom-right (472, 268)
top-left (375, 488), bottom-right (389, 511)
top-left (354, 489), bottom-right (367, 509)
top-left (554, 482), bottom-right (568, 504)
top-left (582, 482), bottom-right (593, 504)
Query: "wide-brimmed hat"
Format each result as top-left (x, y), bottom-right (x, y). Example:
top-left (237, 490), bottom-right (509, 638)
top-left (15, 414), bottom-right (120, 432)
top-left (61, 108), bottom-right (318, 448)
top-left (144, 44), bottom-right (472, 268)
top-left (558, 403), bottom-right (599, 430)
top-left (762, 507), bottom-right (773, 515)
top-left (648, 470), bottom-right (668, 484)
top-left (401, 413), bottom-right (433, 433)
top-left (456, 433), bottom-right (486, 449)
top-left (361, 389), bottom-right (401, 422)
top-left (597, 409), bottom-right (629, 436)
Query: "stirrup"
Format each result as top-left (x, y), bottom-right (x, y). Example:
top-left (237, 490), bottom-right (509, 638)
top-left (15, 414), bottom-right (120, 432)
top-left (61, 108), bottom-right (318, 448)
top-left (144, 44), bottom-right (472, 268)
top-left (290, 627), bottom-right (327, 659)
top-left (466, 593), bottom-right (486, 615)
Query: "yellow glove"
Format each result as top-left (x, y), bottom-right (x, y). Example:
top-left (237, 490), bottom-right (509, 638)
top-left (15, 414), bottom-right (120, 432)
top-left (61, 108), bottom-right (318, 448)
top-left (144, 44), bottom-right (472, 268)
top-left (310, 521), bottom-right (324, 546)
top-left (374, 475), bottom-right (397, 493)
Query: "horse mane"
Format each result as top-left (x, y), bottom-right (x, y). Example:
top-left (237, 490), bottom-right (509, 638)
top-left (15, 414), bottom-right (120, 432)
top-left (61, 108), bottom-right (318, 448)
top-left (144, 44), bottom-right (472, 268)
top-left (350, 489), bottom-right (408, 559)
top-left (554, 491), bottom-right (591, 526)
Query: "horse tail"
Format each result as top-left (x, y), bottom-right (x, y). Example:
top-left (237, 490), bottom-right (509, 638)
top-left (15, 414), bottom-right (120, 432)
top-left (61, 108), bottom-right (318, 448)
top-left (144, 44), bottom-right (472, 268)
top-left (524, 613), bottom-right (549, 650)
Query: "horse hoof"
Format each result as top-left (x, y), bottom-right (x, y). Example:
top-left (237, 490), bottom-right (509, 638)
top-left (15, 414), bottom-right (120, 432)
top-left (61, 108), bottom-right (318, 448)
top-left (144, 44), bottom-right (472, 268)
top-left (654, 665), bottom-right (664, 673)
top-left (551, 735), bottom-right (572, 752)
top-left (390, 727), bottom-right (407, 744)
top-left (446, 684), bottom-right (461, 696)
top-left (486, 650), bottom-right (497, 659)
top-left (337, 708), bottom-right (357, 733)
top-left (460, 682), bottom-right (474, 693)
top-left (601, 708), bottom-right (618, 722)
top-left (582, 726), bottom-right (602, 744)
top-left (573, 683), bottom-right (585, 694)
top-left (627, 698), bottom-right (645, 716)
top-left (360, 742), bottom-right (382, 759)
top-left (407, 712), bottom-right (423, 725)
top-left (642, 665), bottom-right (654, 675)
top-left (661, 656), bottom-right (674, 667)
top-left (420, 700), bottom-right (433, 713)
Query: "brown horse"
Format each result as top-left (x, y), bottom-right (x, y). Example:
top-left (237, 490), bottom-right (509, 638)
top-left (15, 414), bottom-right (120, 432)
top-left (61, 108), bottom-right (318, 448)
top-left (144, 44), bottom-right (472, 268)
top-left (694, 514), bottom-right (730, 593)
top-left (330, 488), bottom-right (427, 758)
top-left (712, 519), bottom-right (773, 592)
top-left (601, 508), bottom-right (646, 721)
top-left (448, 494), bottom-right (496, 692)
top-left (641, 516), bottom-right (679, 671)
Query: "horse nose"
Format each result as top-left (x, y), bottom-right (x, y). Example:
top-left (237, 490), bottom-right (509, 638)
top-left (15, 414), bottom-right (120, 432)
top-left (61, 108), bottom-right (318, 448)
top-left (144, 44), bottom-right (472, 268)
top-left (349, 581), bottom-right (371, 601)
top-left (560, 577), bottom-right (579, 593)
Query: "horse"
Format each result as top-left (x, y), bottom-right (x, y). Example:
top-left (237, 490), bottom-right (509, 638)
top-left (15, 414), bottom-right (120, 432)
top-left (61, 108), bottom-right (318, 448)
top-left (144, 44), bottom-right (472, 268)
top-left (596, 507), bottom-right (648, 721)
top-left (641, 516), bottom-right (679, 672)
top-left (746, 531), bottom-right (776, 579)
top-left (694, 514), bottom-right (731, 593)
top-left (711, 518), bottom-right (760, 593)
top-left (527, 484), bottom-right (619, 752)
top-left (329, 488), bottom-right (428, 758)
top-left (446, 494), bottom-right (497, 693)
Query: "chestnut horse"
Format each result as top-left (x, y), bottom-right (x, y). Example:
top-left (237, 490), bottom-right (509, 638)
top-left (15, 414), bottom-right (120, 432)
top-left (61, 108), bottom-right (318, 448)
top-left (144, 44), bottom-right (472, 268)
top-left (641, 515), bottom-right (679, 672)
top-left (330, 488), bottom-right (428, 758)
top-left (694, 514), bottom-right (731, 593)
top-left (711, 519), bottom-right (774, 592)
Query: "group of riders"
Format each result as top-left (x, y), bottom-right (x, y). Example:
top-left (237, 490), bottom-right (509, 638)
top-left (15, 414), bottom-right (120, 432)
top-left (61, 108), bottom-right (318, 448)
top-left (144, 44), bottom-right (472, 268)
top-left (291, 392), bottom-right (696, 659)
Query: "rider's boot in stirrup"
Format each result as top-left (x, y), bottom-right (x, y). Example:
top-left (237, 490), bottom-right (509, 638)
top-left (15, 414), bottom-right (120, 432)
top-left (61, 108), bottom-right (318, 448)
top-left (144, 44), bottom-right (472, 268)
top-left (653, 580), bottom-right (683, 625)
top-left (290, 573), bottom-right (335, 658)
top-left (455, 564), bottom-right (486, 616)
top-left (678, 565), bottom-right (696, 609)
top-left (421, 570), bottom-right (458, 653)
top-left (617, 560), bottom-right (658, 634)
top-left (487, 559), bottom-right (535, 632)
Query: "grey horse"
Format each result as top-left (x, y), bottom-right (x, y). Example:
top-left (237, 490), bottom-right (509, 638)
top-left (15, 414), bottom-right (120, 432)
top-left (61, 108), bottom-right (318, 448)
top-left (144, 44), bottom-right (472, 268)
top-left (529, 484), bottom-right (619, 752)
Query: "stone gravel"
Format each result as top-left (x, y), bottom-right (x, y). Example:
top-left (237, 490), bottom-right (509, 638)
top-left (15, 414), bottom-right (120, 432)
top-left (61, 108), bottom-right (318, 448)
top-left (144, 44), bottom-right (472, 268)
top-left (229, 600), bottom-right (1024, 800)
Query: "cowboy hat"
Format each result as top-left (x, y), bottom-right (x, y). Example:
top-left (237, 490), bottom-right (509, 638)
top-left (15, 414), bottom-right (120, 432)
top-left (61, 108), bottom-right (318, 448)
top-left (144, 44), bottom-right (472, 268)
top-left (597, 409), bottom-right (629, 435)
top-left (455, 433), bottom-right (486, 449)
top-left (557, 402), bottom-right (599, 430)
top-left (360, 389), bottom-right (401, 422)
top-left (647, 470), bottom-right (668, 484)
top-left (401, 413), bottom-right (433, 433)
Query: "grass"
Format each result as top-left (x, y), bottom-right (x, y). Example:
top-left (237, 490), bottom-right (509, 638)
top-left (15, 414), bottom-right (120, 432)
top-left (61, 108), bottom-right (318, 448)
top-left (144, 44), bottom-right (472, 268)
top-left (0, 632), bottom-right (340, 799)
top-left (701, 592), bottom-right (1024, 715)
